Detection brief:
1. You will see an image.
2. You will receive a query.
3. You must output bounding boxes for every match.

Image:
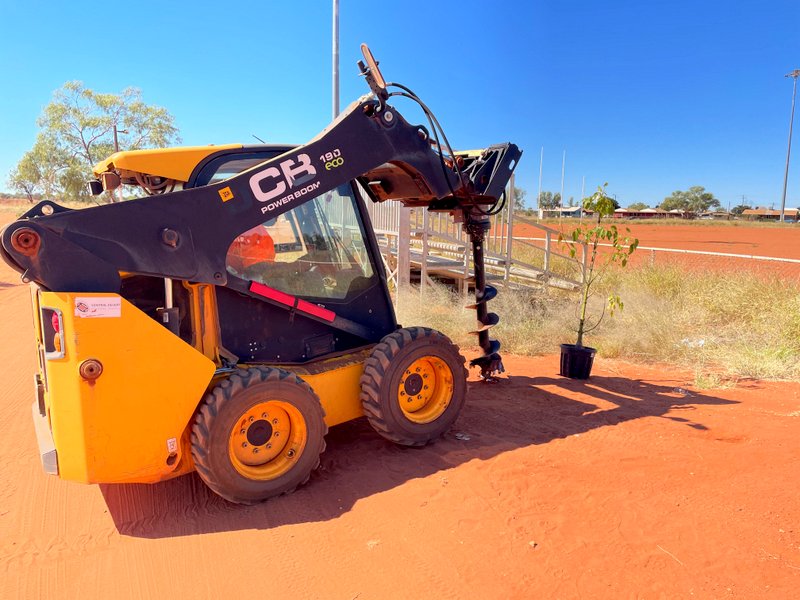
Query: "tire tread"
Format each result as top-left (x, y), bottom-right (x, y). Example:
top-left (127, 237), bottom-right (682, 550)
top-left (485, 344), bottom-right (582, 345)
top-left (359, 327), bottom-right (467, 447)
top-left (190, 366), bottom-right (327, 505)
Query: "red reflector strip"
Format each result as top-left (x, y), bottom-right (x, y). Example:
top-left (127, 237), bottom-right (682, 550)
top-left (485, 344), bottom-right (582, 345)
top-left (249, 281), bottom-right (295, 306)
top-left (249, 281), bottom-right (336, 323)
top-left (296, 299), bottom-right (336, 322)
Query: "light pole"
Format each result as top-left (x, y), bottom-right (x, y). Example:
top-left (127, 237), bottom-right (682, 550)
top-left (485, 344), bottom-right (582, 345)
top-left (780, 69), bottom-right (800, 222)
top-left (332, 0), bottom-right (339, 119)
top-left (559, 150), bottom-right (565, 219)
top-left (113, 125), bottom-right (127, 153)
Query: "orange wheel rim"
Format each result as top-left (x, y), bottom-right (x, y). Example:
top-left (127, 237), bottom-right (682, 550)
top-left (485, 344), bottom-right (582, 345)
top-left (228, 400), bottom-right (307, 480)
top-left (396, 356), bottom-right (453, 424)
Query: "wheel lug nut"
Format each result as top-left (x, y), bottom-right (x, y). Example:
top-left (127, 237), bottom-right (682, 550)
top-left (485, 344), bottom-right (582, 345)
top-left (272, 419), bottom-right (278, 425)
top-left (248, 416), bottom-right (254, 423)
top-left (287, 449), bottom-right (295, 458)
top-left (424, 385), bottom-right (429, 390)
top-left (262, 413), bottom-right (267, 418)
top-left (240, 429), bottom-right (246, 435)
top-left (266, 443), bottom-right (272, 449)
top-left (242, 442), bottom-right (248, 448)
top-left (253, 448), bottom-right (259, 454)
top-left (274, 431), bottom-right (280, 437)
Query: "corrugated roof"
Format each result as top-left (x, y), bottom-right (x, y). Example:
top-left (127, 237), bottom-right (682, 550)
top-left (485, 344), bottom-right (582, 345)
top-left (742, 208), bottom-right (799, 216)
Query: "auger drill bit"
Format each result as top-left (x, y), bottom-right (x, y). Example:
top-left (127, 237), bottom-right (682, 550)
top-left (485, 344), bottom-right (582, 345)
top-left (464, 211), bottom-right (503, 381)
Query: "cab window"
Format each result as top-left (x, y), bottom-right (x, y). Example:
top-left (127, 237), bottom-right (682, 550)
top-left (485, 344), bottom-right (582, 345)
top-left (191, 151), bottom-right (283, 188)
top-left (226, 185), bottom-right (375, 300)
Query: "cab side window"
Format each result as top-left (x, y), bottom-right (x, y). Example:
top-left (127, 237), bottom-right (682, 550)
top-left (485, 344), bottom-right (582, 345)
top-left (191, 151), bottom-right (282, 188)
top-left (226, 185), bottom-right (375, 300)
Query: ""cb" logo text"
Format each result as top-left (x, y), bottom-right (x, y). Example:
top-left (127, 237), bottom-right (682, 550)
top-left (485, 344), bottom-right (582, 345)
top-left (249, 154), bottom-right (317, 203)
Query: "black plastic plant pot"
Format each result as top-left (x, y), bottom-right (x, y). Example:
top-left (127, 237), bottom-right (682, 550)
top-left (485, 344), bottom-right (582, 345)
top-left (559, 344), bottom-right (596, 379)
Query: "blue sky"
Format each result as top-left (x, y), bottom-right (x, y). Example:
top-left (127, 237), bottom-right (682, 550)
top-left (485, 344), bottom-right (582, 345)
top-left (0, 0), bottom-right (798, 209)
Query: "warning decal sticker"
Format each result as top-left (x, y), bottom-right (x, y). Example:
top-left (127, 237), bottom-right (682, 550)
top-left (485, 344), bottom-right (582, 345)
top-left (74, 297), bottom-right (122, 318)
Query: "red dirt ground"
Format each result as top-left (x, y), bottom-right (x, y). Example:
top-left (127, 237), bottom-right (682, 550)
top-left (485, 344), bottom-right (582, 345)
top-left (1, 213), bottom-right (800, 598)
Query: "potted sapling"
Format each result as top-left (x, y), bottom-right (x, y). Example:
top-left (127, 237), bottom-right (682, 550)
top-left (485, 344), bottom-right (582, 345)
top-left (558, 184), bottom-right (638, 379)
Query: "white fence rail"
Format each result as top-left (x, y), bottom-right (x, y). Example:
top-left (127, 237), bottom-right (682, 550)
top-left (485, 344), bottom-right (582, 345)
top-left (363, 183), bottom-right (800, 302)
top-left (364, 177), bottom-right (585, 296)
top-left (510, 234), bottom-right (800, 280)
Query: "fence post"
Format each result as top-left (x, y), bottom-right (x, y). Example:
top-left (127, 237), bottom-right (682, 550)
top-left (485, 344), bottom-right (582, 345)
top-left (421, 208), bottom-right (429, 293)
top-left (504, 174), bottom-right (515, 281)
top-left (398, 206), bottom-right (412, 304)
top-left (462, 232), bottom-right (470, 298)
top-left (544, 230), bottom-right (551, 273)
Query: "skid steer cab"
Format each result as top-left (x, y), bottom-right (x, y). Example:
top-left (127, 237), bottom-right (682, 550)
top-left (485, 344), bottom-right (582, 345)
top-left (2, 45), bottom-right (521, 504)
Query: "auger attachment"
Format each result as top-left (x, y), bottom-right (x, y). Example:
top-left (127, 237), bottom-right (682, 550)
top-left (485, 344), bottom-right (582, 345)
top-left (463, 212), bottom-right (503, 381)
top-left (465, 284), bottom-right (497, 309)
top-left (468, 307), bottom-right (499, 334)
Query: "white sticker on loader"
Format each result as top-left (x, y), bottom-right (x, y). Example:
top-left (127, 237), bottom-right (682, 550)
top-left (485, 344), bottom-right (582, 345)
top-left (166, 438), bottom-right (178, 454)
top-left (74, 297), bottom-right (122, 318)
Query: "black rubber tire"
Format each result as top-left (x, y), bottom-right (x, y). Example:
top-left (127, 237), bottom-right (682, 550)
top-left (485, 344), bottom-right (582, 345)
top-left (360, 327), bottom-right (467, 447)
top-left (191, 366), bottom-right (327, 505)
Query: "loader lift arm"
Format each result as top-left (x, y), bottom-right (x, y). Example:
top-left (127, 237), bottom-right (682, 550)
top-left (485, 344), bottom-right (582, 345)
top-left (2, 48), bottom-right (520, 378)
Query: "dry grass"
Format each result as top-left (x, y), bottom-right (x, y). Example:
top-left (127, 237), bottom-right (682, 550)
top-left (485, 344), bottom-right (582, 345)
top-left (611, 266), bottom-right (800, 381)
top-left (396, 265), bottom-right (800, 385)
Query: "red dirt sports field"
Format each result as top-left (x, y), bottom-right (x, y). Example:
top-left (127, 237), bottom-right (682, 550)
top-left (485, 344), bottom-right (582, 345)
top-left (517, 221), bottom-right (800, 257)
top-left (516, 221), bottom-right (800, 277)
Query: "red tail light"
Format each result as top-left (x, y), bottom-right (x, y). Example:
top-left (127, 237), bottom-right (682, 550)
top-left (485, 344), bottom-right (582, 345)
top-left (40, 308), bottom-right (64, 359)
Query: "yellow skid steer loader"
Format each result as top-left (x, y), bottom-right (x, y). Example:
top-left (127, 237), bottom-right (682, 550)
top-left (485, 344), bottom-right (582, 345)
top-left (2, 45), bottom-right (521, 504)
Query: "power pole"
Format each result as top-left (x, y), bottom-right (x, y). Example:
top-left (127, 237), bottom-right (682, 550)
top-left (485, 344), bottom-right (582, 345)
top-left (559, 150), bottom-right (565, 219)
top-left (780, 69), bottom-right (800, 222)
top-left (537, 146), bottom-right (543, 218)
top-left (332, 0), bottom-right (340, 119)
top-left (112, 125), bottom-right (127, 203)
